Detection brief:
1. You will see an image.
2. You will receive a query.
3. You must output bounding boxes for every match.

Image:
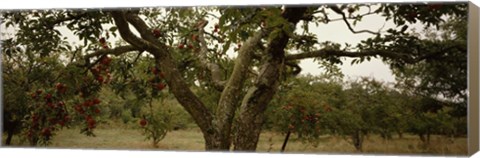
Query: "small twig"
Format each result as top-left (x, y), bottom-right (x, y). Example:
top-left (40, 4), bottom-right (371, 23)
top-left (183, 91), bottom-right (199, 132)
top-left (328, 11), bottom-right (377, 22)
top-left (329, 6), bottom-right (379, 35)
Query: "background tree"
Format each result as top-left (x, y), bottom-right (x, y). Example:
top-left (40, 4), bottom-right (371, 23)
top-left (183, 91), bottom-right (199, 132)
top-left (266, 71), bottom-right (345, 151)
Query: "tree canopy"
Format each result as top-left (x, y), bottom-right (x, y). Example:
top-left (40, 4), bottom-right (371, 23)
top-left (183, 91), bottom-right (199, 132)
top-left (1, 3), bottom-right (468, 151)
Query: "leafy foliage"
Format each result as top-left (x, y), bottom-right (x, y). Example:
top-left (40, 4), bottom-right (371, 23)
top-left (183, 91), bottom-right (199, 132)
top-left (1, 3), bottom-right (468, 151)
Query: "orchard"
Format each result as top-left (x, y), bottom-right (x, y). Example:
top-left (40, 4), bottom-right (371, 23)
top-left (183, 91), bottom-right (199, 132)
top-left (1, 2), bottom-right (468, 153)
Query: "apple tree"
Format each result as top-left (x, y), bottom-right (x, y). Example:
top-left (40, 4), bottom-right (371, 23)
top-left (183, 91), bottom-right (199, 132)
top-left (265, 72), bottom-right (345, 151)
top-left (1, 2), bottom-right (468, 150)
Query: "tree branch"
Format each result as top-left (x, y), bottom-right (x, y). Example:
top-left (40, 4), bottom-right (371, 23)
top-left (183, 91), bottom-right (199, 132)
top-left (80, 45), bottom-right (141, 72)
top-left (84, 45), bottom-right (139, 60)
top-left (328, 11), bottom-right (377, 22)
top-left (196, 19), bottom-right (227, 91)
top-left (124, 12), bottom-right (161, 45)
top-left (110, 11), bottom-right (153, 52)
top-left (111, 10), bottom-right (216, 146)
top-left (329, 6), bottom-right (380, 35)
top-left (285, 49), bottom-right (411, 62)
top-left (285, 44), bottom-right (465, 64)
top-left (44, 12), bottom-right (88, 29)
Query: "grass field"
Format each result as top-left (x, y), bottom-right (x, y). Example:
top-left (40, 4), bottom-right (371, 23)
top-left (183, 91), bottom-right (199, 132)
top-left (3, 122), bottom-right (467, 156)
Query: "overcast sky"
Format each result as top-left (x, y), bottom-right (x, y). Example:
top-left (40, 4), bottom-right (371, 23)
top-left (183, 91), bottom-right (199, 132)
top-left (296, 5), bottom-right (398, 83)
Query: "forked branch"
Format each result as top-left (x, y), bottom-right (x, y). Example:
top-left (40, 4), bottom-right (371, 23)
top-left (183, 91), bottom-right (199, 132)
top-left (329, 6), bottom-right (380, 35)
top-left (196, 19), bottom-right (227, 90)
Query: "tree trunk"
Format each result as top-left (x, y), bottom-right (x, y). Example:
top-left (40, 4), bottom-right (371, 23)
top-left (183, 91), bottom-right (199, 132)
top-left (5, 128), bottom-right (14, 145)
top-left (5, 133), bottom-right (13, 145)
top-left (281, 131), bottom-right (292, 152)
top-left (352, 130), bottom-right (364, 152)
top-left (419, 133), bottom-right (426, 142)
top-left (211, 32), bottom-right (265, 150)
top-left (232, 7), bottom-right (307, 151)
top-left (4, 121), bottom-right (16, 145)
top-left (233, 90), bottom-right (272, 151)
top-left (426, 132), bottom-right (431, 144)
top-left (232, 52), bottom-right (284, 151)
top-left (111, 8), bottom-right (308, 151)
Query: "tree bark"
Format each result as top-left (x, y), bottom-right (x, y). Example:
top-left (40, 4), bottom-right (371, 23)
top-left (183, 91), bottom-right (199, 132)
top-left (211, 32), bottom-right (265, 150)
top-left (233, 7), bottom-right (307, 151)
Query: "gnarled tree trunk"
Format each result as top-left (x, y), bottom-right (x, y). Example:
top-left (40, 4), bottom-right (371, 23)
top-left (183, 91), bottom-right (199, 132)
top-left (233, 7), bottom-right (307, 151)
top-left (110, 7), bottom-right (307, 151)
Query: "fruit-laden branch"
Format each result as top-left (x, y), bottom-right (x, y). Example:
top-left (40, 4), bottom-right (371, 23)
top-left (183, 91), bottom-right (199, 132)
top-left (124, 12), bottom-right (163, 46)
top-left (196, 19), bottom-right (227, 91)
top-left (110, 10), bottom-right (217, 148)
top-left (329, 6), bottom-right (380, 35)
top-left (81, 45), bottom-right (141, 69)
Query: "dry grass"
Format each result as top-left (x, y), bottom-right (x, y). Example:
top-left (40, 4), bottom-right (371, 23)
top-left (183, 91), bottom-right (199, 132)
top-left (3, 125), bottom-right (467, 156)
top-left (256, 132), bottom-right (467, 156)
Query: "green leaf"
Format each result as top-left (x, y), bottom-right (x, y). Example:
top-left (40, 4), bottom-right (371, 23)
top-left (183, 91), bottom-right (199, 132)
top-left (109, 26), bottom-right (118, 32)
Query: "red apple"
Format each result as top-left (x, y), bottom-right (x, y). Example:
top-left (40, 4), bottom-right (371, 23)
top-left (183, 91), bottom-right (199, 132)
top-left (93, 98), bottom-right (101, 105)
top-left (56, 83), bottom-right (65, 90)
top-left (44, 93), bottom-right (52, 100)
top-left (100, 56), bottom-right (112, 65)
top-left (99, 37), bottom-right (106, 44)
top-left (155, 83), bottom-right (167, 91)
top-left (140, 119), bottom-right (147, 127)
top-left (41, 127), bottom-right (51, 136)
top-left (97, 76), bottom-right (104, 83)
top-left (151, 67), bottom-right (159, 75)
top-left (152, 29), bottom-right (161, 38)
top-left (84, 100), bottom-right (94, 107)
top-left (178, 44), bottom-right (185, 49)
top-left (87, 118), bottom-right (96, 129)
